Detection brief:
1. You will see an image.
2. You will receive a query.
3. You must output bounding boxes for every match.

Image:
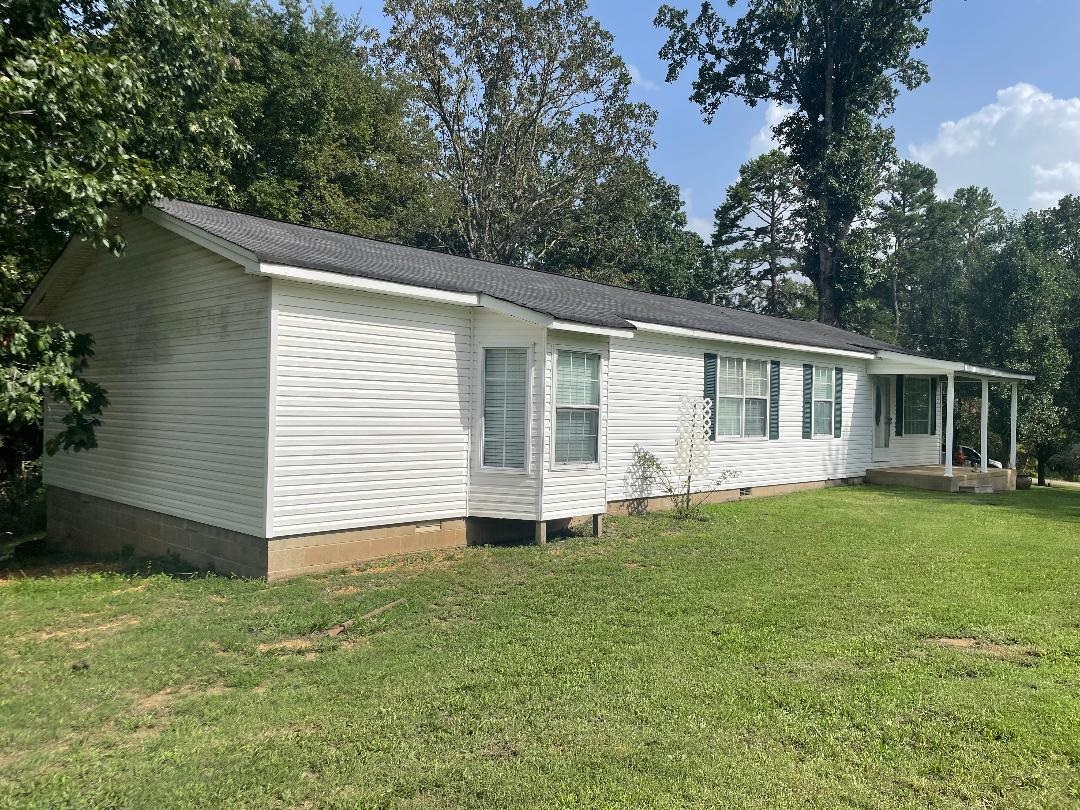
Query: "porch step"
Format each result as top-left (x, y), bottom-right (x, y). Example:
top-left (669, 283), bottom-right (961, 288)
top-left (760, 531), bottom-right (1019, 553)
top-left (958, 484), bottom-right (995, 494)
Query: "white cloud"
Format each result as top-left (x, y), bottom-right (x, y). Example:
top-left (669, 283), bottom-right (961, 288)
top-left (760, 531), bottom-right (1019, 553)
top-left (681, 187), bottom-right (712, 239)
top-left (909, 83), bottom-right (1080, 212)
top-left (749, 102), bottom-right (794, 157)
top-left (626, 63), bottom-right (657, 91)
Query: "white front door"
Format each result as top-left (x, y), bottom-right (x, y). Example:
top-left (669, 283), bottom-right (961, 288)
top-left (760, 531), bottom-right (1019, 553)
top-left (873, 377), bottom-right (891, 459)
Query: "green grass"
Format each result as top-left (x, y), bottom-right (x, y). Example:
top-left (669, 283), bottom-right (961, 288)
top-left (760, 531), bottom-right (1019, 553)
top-left (1, 486), bottom-right (1079, 809)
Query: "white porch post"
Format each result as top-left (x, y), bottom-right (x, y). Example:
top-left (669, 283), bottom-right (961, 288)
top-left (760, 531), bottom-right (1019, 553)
top-left (1010, 382), bottom-right (1018, 470)
top-left (980, 378), bottom-right (989, 473)
top-left (945, 372), bottom-right (955, 477)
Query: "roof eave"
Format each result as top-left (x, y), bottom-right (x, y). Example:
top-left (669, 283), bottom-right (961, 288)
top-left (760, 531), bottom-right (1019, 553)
top-left (627, 320), bottom-right (877, 359)
top-left (869, 351), bottom-right (1035, 381)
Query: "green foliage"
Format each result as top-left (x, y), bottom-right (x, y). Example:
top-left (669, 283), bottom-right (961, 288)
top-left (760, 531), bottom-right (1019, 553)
top-left (186, 0), bottom-right (449, 242)
top-left (537, 157), bottom-right (710, 298)
top-left (0, 460), bottom-right (44, 540)
top-left (0, 0), bottom-right (237, 456)
top-left (711, 149), bottom-right (807, 315)
top-left (657, 0), bottom-right (932, 325)
top-left (384, 0), bottom-right (657, 265)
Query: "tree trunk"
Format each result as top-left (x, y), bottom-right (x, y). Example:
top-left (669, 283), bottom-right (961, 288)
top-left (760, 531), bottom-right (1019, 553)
top-left (816, 5), bottom-right (838, 326)
top-left (1037, 455), bottom-right (1048, 487)
top-left (892, 269), bottom-right (901, 341)
top-left (817, 242), bottom-right (837, 325)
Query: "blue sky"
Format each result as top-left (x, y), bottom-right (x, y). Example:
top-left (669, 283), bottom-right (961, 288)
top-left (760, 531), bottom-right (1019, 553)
top-left (349, 0), bottom-right (1080, 236)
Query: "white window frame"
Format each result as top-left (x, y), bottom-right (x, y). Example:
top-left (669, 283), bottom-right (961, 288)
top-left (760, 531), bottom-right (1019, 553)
top-left (714, 356), bottom-right (771, 440)
top-left (812, 365), bottom-right (835, 438)
top-left (902, 376), bottom-right (932, 436)
top-left (479, 345), bottom-right (532, 473)
top-left (550, 347), bottom-right (603, 469)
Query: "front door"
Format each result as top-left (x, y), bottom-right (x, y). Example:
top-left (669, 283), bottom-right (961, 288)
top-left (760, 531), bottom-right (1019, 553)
top-left (873, 377), bottom-right (891, 457)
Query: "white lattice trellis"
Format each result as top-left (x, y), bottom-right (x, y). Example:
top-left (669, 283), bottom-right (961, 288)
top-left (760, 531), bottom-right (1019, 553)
top-left (673, 395), bottom-right (712, 483)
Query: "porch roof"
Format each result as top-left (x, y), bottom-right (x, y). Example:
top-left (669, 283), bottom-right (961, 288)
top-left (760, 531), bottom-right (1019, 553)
top-left (867, 350), bottom-right (1034, 382)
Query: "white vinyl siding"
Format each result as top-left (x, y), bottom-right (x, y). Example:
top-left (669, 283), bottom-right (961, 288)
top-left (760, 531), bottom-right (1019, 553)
top-left (468, 311), bottom-right (544, 520)
top-left (554, 350), bottom-right (600, 464)
top-left (541, 335), bottom-right (608, 520)
top-left (903, 377), bottom-right (932, 435)
top-left (42, 217), bottom-right (269, 536)
top-left (715, 357), bottom-right (769, 438)
top-left (270, 281), bottom-right (470, 536)
top-left (482, 348), bottom-right (528, 468)
top-left (606, 334), bottom-right (871, 501)
top-left (813, 366), bottom-right (835, 437)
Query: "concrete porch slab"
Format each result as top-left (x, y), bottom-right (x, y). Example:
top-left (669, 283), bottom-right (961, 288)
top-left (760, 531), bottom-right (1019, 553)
top-left (866, 465), bottom-right (1015, 493)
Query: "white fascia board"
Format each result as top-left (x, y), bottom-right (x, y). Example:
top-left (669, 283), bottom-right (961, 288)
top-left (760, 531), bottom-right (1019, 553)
top-left (959, 364), bottom-right (1034, 381)
top-left (549, 320), bottom-right (635, 338)
top-left (478, 294), bottom-right (634, 337)
top-left (477, 294), bottom-right (552, 325)
top-left (256, 263), bottom-right (480, 306)
top-left (870, 351), bottom-right (1034, 381)
top-left (145, 207), bottom-right (260, 271)
top-left (628, 320), bottom-right (876, 359)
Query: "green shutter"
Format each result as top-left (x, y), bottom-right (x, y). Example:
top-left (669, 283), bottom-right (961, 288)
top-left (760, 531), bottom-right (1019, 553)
top-left (833, 366), bottom-right (843, 437)
top-left (802, 364), bottom-right (813, 439)
top-left (930, 377), bottom-right (938, 435)
top-left (704, 353), bottom-right (717, 440)
top-left (895, 375), bottom-right (905, 436)
top-left (769, 360), bottom-right (780, 440)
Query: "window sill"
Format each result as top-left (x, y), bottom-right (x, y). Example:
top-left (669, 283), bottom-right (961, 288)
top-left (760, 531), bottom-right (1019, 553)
top-left (477, 466), bottom-right (531, 476)
top-left (712, 436), bottom-right (769, 443)
top-left (550, 463), bottom-right (602, 472)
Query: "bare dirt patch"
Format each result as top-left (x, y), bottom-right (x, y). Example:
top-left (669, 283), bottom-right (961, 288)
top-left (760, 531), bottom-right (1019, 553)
top-left (925, 637), bottom-right (1042, 663)
top-left (135, 684), bottom-right (233, 713)
top-left (28, 616), bottom-right (139, 642)
top-left (347, 550), bottom-right (463, 577)
top-left (257, 638), bottom-right (315, 653)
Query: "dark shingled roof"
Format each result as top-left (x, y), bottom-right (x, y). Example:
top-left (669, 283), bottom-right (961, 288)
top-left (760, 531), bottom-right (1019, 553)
top-left (156, 198), bottom-right (908, 356)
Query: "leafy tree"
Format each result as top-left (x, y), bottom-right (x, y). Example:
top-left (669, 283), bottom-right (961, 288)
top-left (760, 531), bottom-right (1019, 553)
top-left (538, 158), bottom-right (710, 298)
top-left (712, 149), bottom-right (805, 316)
top-left (0, 0), bottom-right (237, 465)
top-left (875, 160), bottom-right (937, 342)
top-left (656, 0), bottom-right (932, 326)
top-left (965, 217), bottom-right (1070, 485)
top-left (187, 0), bottom-right (448, 242)
top-left (383, 0), bottom-right (656, 265)
top-left (889, 184), bottom-right (1005, 359)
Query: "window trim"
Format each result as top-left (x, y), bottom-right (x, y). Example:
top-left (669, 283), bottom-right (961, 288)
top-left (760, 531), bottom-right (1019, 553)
top-left (713, 356), bottom-right (771, 441)
top-left (550, 346), bottom-right (603, 469)
top-left (902, 375), bottom-right (933, 436)
top-left (479, 344), bottom-right (532, 473)
top-left (812, 365), bottom-right (835, 438)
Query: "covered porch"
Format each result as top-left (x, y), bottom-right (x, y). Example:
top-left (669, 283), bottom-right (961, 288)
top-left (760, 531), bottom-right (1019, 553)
top-left (864, 351), bottom-right (1034, 493)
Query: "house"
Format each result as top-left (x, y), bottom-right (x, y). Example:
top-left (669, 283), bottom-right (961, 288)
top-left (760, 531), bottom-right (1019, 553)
top-left (24, 200), bottom-right (1034, 580)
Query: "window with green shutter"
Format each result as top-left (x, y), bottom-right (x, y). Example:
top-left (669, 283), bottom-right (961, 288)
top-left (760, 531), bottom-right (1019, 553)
top-left (812, 366), bottom-right (834, 436)
top-left (710, 356), bottom-right (771, 439)
top-left (482, 348), bottom-right (528, 469)
top-left (554, 350), bottom-right (600, 464)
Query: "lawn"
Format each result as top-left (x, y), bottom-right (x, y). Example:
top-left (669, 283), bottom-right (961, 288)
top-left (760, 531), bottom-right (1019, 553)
top-left (1, 486), bottom-right (1079, 809)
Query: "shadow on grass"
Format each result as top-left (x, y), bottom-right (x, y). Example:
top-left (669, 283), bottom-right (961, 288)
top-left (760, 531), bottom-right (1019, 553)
top-left (867, 483), bottom-right (1080, 524)
top-left (0, 537), bottom-right (219, 582)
